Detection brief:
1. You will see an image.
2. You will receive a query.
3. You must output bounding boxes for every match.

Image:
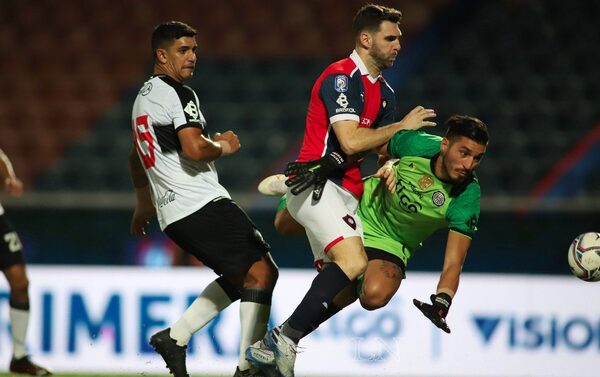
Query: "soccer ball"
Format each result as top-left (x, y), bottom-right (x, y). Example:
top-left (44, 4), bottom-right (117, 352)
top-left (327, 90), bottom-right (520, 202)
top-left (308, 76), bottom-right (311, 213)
top-left (568, 232), bottom-right (600, 282)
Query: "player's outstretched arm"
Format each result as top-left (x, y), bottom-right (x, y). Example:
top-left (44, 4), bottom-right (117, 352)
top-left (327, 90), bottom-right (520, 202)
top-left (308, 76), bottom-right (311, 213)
top-left (437, 230), bottom-right (470, 296)
top-left (332, 106), bottom-right (436, 156)
top-left (413, 231), bottom-right (470, 333)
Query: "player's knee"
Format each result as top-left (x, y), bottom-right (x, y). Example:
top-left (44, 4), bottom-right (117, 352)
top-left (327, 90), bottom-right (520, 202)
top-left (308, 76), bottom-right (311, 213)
top-left (10, 277), bottom-right (29, 301)
top-left (245, 256), bottom-right (278, 290)
top-left (341, 253), bottom-right (368, 280)
top-left (329, 240), bottom-right (368, 279)
top-left (359, 283), bottom-right (392, 311)
top-left (359, 293), bottom-right (391, 311)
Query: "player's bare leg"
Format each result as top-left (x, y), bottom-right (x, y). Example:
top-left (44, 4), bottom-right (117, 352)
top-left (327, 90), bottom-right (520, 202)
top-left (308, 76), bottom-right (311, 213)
top-left (260, 238), bottom-right (365, 377)
top-left (231, 255), bottom-right (278, 376)
top-left (4, 264), bottom-right (52, 376)
top-left (359, 259), bottom-right (403, 310)
top-left (327, 237), bottom-right (368, 281)
top-left (151, 274), bottom-right (242, 377)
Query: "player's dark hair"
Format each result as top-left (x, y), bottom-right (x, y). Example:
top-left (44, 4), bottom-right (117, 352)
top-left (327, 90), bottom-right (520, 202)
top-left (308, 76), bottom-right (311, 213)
top-left (445, 115), bottom-right (489, 145)
top-left (151, 21), bottom-right (197, 56)
top-left (352, 4), bottom-right (402, 38)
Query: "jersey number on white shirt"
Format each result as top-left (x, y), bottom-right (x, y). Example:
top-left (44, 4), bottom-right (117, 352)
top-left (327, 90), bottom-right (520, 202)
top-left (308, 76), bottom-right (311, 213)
top-left (134, 114), bottom-right (156, 168)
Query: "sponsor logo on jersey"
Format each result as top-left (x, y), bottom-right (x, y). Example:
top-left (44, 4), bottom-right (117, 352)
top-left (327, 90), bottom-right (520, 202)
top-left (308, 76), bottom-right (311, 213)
top-left (157, 190), bottom-right (176, 208)
top-left (334, 75), bottom-right (348, 92)
top-left (360, 118), bottom-right (371, 126)
top-left (336, 93), bottom-right (349, 108)
top-left (336, 107), bottom-right (356, 114)
top-left (140, 82), bottom-right (153, 96)
top-left (418, 175), bottom-right (433, 190)
top-left (432, 191), bottom-right (446, 207)
top-left (183, 100), bottom-right (199, 121)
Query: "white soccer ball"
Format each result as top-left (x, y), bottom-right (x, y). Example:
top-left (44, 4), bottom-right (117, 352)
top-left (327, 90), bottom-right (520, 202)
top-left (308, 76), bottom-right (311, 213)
top-left (568, 232), bottom-right (600, 282)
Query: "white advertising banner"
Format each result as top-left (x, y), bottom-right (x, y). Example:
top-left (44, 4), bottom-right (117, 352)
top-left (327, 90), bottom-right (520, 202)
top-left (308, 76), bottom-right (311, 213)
top-left (0, 267), bottom-right (598, 376)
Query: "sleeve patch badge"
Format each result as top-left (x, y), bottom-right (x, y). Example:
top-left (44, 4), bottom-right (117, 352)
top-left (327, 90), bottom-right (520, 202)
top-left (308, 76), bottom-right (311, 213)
top-left (334, 75), bottom-right (348, 93)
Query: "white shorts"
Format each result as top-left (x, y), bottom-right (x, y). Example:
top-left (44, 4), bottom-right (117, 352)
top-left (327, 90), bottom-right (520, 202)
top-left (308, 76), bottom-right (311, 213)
top-left (286, 180), bottom-right (363, 270)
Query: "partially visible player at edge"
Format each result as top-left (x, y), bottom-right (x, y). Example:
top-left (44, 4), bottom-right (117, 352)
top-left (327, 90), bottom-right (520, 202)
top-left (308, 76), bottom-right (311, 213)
top-left (265, 116), bottom-right (489, 339)
top-left (129, 21), bottom-right (278, 377)
top-left (246, 4), bottom-right (436, 377)
top-left (0, 149), bottom-right (52, 375)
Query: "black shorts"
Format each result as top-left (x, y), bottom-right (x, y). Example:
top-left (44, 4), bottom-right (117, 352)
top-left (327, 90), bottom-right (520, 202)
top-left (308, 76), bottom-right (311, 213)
top-left (365, 246), bottom-right (406, 279)
top-left (165, 198), bottom-right (270, 277)
top-left (0, 215), bottom-right (25, 270)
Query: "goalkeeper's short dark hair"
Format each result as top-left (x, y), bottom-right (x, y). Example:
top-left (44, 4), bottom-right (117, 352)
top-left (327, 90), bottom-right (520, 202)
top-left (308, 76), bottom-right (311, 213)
top-left (151, 21), bottom-right (197, 58)
top-left (445, 115), bottom-right (489, 146)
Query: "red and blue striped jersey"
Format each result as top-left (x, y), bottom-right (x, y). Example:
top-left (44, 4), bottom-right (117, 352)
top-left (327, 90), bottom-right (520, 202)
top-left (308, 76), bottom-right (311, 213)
top-left (297, 50), bottom-right (397, 198)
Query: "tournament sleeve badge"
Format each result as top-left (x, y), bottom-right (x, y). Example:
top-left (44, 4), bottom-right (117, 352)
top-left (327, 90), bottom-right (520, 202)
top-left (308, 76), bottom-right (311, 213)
top-left (334, 75), bottom-right (348, 93)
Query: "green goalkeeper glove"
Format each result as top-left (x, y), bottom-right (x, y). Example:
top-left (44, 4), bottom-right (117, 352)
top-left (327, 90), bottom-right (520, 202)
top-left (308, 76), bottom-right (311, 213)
top-left (284, 152), bottom-right (346, 201)
top-left (413, 293), bottom-right (452, 334)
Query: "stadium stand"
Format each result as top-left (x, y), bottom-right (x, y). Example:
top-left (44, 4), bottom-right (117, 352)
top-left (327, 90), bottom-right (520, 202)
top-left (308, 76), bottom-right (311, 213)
top-left (0, 0), bottom-right (597, 197)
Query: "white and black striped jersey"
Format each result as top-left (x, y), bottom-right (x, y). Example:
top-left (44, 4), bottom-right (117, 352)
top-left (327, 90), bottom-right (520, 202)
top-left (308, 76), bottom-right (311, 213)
top-left (131, 75), bottom-right (230, 230)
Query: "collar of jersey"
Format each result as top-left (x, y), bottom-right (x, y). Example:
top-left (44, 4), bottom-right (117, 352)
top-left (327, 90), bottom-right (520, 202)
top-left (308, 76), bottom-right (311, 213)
top-left (350, 50), bottom-right (381, 84)
top-left (151, 74), bottom-right (183, 87)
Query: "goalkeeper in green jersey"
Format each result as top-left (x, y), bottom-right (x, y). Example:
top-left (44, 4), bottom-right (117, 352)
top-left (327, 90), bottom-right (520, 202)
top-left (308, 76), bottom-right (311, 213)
top-left (260, 114), bottom-right (488, 334)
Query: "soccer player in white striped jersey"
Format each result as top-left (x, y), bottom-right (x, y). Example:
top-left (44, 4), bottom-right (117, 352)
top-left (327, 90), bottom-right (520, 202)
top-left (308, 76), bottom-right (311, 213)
top-left (129, 21), bottom-right (278, 377)
top-left (0, 149), bottom-right (52, 375)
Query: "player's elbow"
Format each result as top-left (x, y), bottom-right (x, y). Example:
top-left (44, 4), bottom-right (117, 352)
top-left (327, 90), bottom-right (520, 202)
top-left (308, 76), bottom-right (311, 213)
top-left (338, 139), bottom-right (361, 156)
top-left (181, 149), bottom-right (201, 161)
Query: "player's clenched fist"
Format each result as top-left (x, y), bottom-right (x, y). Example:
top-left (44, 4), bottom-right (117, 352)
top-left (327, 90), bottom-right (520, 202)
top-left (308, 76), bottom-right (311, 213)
top-left (214, 131), bottom-right (241, 156)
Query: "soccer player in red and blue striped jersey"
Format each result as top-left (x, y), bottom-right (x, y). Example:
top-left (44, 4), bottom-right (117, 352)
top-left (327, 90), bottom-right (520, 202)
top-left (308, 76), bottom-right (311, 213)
top-left (247, 5), bottom-right (436, 377)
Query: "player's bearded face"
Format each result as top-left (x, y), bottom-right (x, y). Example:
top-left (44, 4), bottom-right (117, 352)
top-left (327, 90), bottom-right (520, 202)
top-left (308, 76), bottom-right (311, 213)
top-left (369, 21), bottom-right (401, 70)
top-left (440, 137), bottom-right (486, 183)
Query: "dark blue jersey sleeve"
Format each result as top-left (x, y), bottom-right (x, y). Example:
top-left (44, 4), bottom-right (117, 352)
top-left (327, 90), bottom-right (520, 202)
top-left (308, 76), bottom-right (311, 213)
top-left (319, 73), bottom-right (363, 124)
